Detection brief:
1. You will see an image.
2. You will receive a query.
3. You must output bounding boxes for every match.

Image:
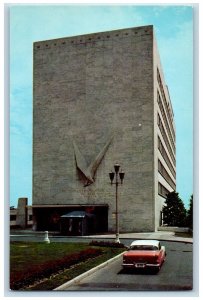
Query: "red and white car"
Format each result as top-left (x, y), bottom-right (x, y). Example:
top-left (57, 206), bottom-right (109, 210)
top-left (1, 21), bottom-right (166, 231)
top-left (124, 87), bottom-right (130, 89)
top-left (122, 240), bottom-right (166, 272)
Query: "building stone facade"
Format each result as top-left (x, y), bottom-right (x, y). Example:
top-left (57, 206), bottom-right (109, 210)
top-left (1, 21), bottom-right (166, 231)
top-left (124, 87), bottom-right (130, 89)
top-left (33, 25), bottom-right (176, 233)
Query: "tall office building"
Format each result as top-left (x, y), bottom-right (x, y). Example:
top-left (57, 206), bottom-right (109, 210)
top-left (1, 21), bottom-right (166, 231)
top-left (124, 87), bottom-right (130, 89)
top-left (33, 25), bottom-right (176, 233)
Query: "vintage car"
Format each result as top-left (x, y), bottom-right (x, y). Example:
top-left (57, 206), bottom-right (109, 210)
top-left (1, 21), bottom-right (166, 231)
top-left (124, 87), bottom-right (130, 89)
top-left (122, 240), bottom-right (166, 271)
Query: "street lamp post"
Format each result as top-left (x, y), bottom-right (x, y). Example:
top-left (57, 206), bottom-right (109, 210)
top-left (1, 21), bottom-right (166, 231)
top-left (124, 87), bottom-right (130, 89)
top-left (109, 163), bottom-right (125, 243)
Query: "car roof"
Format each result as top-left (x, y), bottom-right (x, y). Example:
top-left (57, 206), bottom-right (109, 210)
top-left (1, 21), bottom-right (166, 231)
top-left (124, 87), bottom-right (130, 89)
top-left (130, 240), bottom-right (160, 247)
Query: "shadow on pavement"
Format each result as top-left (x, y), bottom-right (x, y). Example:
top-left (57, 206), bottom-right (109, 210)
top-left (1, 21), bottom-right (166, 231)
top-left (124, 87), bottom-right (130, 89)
top-left (118, 267), bottom-right (160, 275)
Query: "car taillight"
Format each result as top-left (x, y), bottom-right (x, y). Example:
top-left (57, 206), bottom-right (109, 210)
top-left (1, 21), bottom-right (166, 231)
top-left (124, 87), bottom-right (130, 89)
top-left (154, 254), bottom-right (159, 262)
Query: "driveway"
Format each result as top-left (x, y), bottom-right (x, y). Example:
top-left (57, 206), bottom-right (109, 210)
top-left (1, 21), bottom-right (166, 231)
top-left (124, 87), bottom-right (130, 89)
top-left (60, 241), bottom-right (193, 291)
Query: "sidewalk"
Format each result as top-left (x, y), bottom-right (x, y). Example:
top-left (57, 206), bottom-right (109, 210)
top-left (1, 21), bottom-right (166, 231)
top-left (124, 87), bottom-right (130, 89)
top-left (83, 231), bottom-right (193, 243)
top-left (10, 229), bottom-right (193, 243)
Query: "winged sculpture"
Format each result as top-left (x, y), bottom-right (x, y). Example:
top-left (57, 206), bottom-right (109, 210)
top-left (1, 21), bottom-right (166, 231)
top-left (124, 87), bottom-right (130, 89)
top-left (73, 135), bottom-right (114, 187)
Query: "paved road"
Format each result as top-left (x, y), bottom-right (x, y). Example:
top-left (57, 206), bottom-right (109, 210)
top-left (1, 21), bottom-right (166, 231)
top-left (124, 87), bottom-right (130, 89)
top-left (63, 241), bottom-right (193, 291)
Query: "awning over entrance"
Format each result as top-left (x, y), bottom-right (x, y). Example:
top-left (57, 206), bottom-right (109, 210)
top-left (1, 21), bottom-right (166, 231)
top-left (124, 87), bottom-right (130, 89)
top-left (60, 210), bottom-right (94, 219)
top-left (60, 210), bottom-right (95, 236)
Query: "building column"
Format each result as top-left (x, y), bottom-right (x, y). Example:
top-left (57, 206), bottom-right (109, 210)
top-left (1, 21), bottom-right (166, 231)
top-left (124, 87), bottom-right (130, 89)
top-left (16, 198), bottom-right (28, 229)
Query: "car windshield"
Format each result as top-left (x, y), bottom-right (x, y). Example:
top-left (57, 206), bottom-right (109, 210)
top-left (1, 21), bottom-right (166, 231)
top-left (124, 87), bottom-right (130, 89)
top-left (130, 245), bottom-right (158, 251)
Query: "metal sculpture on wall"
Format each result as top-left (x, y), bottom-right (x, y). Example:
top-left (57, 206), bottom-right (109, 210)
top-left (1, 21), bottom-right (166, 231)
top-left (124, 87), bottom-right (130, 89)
top-left (73, 135), bottom-right (114, 187)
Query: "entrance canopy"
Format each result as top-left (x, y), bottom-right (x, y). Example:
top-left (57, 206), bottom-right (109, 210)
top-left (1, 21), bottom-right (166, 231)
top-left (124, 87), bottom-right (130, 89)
top-left (60, 210), bottom-right (95, 236)
top-left (60, 210), bottom-right (94, 218)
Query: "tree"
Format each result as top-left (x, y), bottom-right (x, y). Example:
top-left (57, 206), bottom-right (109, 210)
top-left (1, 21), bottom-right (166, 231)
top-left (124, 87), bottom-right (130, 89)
top-left (186, 194), bottom-right (193, 229)
top-left (162, 191), bottom-right (187, 227)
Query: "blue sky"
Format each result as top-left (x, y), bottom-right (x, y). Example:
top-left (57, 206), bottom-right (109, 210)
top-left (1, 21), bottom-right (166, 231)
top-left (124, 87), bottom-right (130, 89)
top-left (9, 4), bottom-right (193, 208)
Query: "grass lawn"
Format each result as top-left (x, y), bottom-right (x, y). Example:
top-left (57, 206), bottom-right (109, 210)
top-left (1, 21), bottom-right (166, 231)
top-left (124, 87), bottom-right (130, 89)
top-left (10, 241), bottom-right (124, 291)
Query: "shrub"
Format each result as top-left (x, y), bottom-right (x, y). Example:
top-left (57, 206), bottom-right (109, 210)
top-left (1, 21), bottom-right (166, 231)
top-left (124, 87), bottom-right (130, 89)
top-left (89, 240), bottom-right (126, 248)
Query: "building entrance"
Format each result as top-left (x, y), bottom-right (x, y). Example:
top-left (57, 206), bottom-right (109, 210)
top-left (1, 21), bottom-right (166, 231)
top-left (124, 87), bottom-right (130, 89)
top-left (33, 205), bottom-right (108, 235)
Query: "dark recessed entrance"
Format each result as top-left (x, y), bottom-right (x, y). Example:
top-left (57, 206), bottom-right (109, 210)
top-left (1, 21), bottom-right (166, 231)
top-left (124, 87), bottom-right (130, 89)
top-left (33, 205), bottom-right (108, 235)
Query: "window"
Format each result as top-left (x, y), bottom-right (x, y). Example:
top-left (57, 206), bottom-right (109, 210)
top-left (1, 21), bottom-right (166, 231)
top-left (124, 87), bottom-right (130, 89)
top-left (158, 159), bottom-right (176, 190)
top-left (158, 182), bottom-right (170, 198)
top-left (157, 90), bottom-right (176, 152)
top-left (10, 215), bottom-right (16, 221)
top-left (157, 68), bottom-right (176, 140)
top-left (158, 136), bottom-right (176, 178)
top-left (157, 113), bottom-right (176, 165)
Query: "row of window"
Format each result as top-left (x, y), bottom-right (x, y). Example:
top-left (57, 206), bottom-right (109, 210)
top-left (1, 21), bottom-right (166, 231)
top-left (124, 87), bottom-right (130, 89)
top-left (157, 113), bottom-right (176, 165)
top-left (158, 159), bottom-right (176, 190)
top-left (157, 68), bottom-right (176, 140)
top-left (157, 91), bottom-right (176, 153)
top-left (158, 136), bottom-right (176, 179)
top-left (158, 182), bottom-right (171, 198)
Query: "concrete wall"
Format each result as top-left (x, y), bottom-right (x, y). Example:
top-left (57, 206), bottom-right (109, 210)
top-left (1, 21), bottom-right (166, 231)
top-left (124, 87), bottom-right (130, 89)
top-left (33, 25), bottom-right (175, 232)
top-left (11, 198), bottom-right (33, 228)
top-left (153, 32), bottom-right (176, 230)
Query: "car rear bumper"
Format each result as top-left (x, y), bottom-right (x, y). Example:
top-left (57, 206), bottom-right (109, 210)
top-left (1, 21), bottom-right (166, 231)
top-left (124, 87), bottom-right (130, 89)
top-left (122, 263), bottom-right (160, 268)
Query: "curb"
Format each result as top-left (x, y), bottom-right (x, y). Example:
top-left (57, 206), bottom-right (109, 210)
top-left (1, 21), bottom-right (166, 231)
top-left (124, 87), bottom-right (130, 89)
top-left (83, 236), bottom-right (193, 244)
top-left (54, 251), bottom-right (126, 291)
